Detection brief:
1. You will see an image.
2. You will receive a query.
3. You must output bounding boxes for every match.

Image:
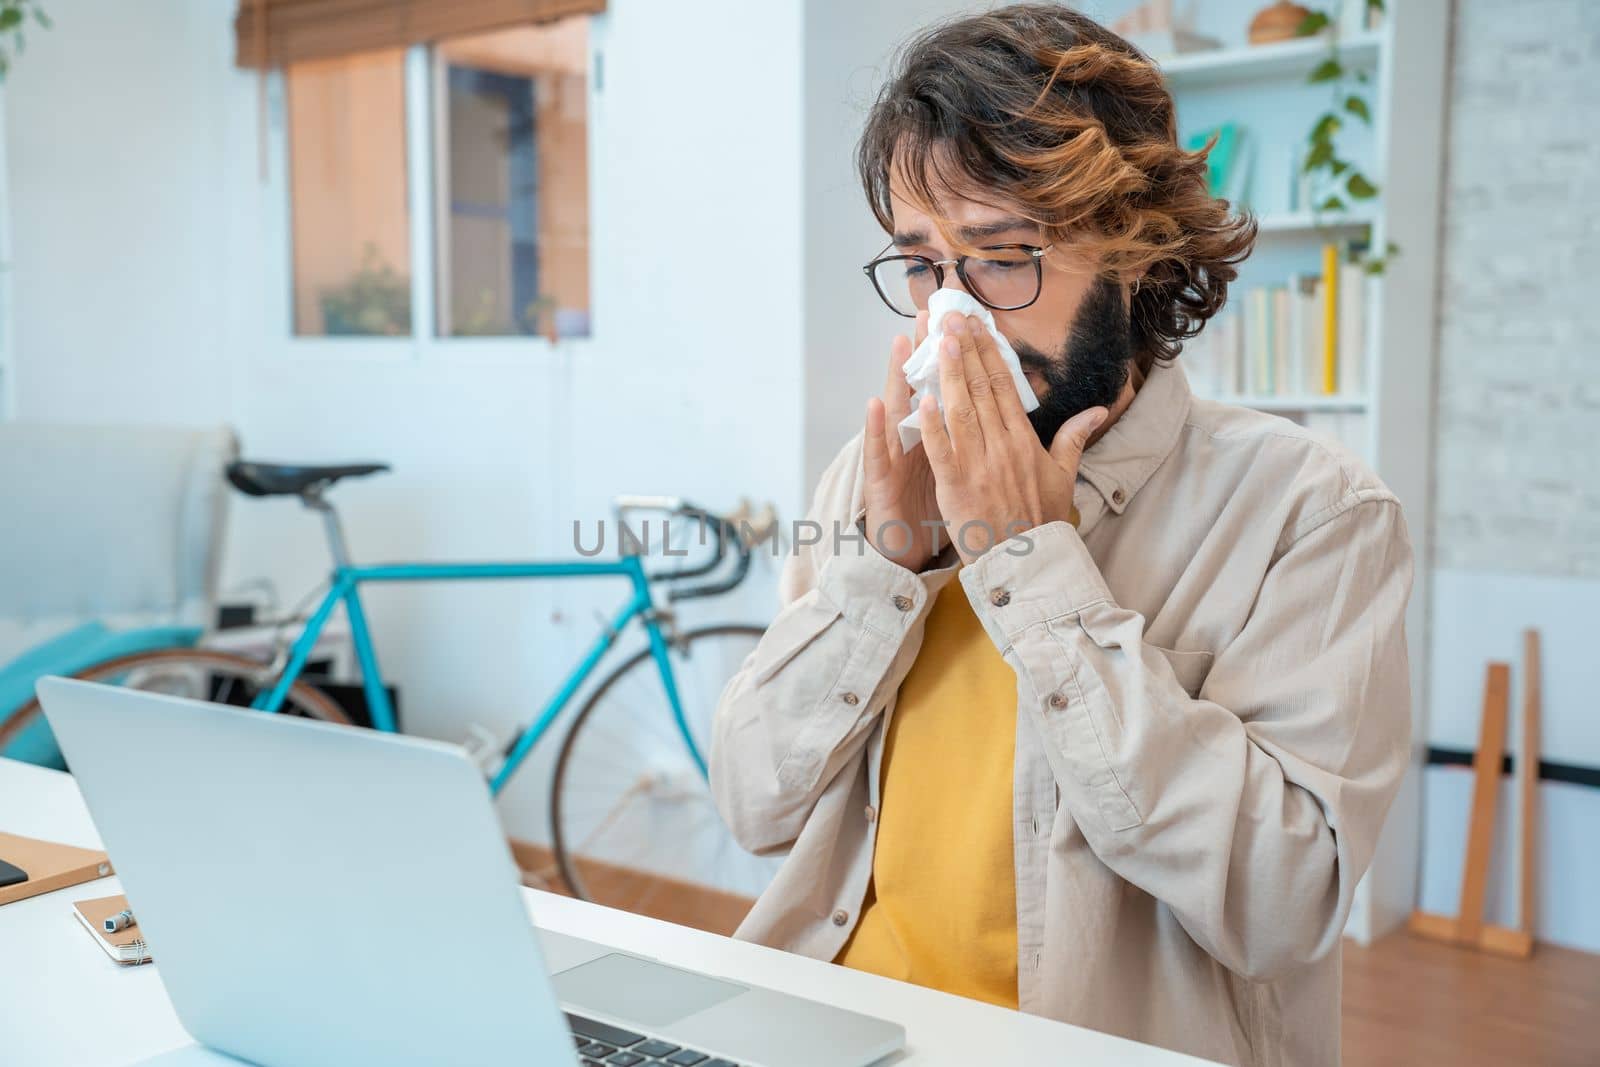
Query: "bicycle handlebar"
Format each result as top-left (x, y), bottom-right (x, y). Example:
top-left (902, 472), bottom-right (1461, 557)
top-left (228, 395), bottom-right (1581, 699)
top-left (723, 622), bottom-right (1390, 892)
top-left (666, 504), bottom-right (753, 602)
top-left (611, 496), bottom-right (755, 602)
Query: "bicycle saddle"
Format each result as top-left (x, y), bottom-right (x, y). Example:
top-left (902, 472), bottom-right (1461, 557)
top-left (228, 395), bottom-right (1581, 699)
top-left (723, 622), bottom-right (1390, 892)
top-left (226, 460), bottom-right (390, 497)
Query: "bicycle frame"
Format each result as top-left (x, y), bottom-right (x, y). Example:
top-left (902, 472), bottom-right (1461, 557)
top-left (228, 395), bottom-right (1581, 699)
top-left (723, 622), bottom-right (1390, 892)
top-left (249, 554), bottom-right (700, 796)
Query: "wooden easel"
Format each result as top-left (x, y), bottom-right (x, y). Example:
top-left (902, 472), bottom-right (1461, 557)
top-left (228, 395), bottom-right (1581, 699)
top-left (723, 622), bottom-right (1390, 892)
top-left (1407, 629), bottom-right (1541, 958)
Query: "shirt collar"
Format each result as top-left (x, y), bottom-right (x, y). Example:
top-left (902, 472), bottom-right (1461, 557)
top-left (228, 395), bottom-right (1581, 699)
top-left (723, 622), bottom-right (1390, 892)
top-left (1077, 357), bottom-right (1192, 516)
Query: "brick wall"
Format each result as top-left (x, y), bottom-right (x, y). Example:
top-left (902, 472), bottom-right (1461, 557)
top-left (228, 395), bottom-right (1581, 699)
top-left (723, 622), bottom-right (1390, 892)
top-left (1433, 0), bottom-right (1600, 577)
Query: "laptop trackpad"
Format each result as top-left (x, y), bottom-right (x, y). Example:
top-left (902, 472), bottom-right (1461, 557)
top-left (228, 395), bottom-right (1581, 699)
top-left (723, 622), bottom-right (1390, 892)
top-left (553, 953), bottom-right (748, 1028)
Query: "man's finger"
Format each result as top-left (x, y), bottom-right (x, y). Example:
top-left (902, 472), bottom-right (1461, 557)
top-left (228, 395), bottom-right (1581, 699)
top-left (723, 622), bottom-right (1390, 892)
top-left (882, 333), bottom-right (914, 456)
top-left (968, 314), bottom-right (1029, 434)
top-left (937, 332), bottom-right (984, 457)
top-left (1048, 405), bottom-right (1110, 469)
top-left (883, 332), bottom-right (912, 400)
top-left (918, 392), bottom-right (956, 474)
top-left (865, 397), bottom-right (890, 481)
top-left (959, 313), bottom-right (1013, 436)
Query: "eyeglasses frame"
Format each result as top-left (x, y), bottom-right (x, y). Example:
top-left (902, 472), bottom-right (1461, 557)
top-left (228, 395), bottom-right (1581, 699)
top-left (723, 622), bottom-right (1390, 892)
top-left (861, 244), bottom-right (1052, 319)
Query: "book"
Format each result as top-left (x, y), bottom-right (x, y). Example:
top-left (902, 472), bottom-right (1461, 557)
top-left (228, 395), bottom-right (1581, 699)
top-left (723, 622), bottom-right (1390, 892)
top-left (1272, 286), bottom-right (1291, 396)
top-left (1338, 261), bottom-right (1367, 395)
top-left (1186, 122), bottom-right (1254, 208)
top-left (1320, 244), bottom-right (1340, 395)
top-left (1227, 305), bottom-right (1245, 394)
top-left (1246, 288), bottom-right (1270, 395)
top-left (1285, 275), bottom-right (1303, 396)
top-left (1187, 311), bottom-right (1224, 396)
top-left (1203, 253), bottom-right (1368, 415)
top-left (1301, 276), bottom-right (1326, 397)
top-left (1196, 304), bottom-right (1245, 397)
top-left (1187, 123), bottom-right (1239, 199)
top-left (0, 832), bottom-right (113, 908)
top-left (72, 893), bottom-right (152, 965)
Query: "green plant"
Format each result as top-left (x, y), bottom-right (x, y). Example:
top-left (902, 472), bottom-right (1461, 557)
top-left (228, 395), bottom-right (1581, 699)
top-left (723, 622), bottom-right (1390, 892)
top-left (453, 289), bottom-right (504, 337)
top-left (319, 244), bottom-right (412, 336)
top-left (452, 289), bottom-right (559, 338)
top-left (522, 293), bottom-right (558, 338)
top-left (0, 1), bottom-right (49, 79)
top-left (1296, 0), bottom-right (1399, 274)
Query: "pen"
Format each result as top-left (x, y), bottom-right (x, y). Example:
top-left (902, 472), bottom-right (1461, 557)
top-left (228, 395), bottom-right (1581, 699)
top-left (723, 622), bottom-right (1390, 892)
top-left (104, 908), bottom-right (136, 933)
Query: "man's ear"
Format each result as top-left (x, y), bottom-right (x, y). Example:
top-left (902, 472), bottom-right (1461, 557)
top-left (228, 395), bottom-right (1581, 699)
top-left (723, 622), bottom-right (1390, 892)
top-left (1126, 263), bottom-right (1150, 301)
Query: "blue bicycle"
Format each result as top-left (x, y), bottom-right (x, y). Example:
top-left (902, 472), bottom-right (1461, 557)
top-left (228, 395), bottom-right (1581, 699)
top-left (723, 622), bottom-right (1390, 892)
top-left (2, 460), bottom-right (777, 912)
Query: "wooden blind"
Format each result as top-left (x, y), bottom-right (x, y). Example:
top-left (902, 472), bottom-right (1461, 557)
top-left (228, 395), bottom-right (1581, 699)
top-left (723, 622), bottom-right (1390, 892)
top-left (235, 0), bottom-right (605, 69)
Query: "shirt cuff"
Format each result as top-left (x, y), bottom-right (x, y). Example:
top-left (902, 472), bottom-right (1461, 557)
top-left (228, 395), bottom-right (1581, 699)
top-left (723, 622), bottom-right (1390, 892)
top-left (958, 520), bottom-right (1113, 645)
top-left (817, 527), bottom-right (937, 636)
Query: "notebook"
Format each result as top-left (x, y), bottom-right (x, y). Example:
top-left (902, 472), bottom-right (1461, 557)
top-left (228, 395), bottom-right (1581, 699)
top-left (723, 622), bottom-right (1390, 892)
top-left (73, 893), bottom-right (152, 965)
top-left (0, 831), bottom-right (113, 907)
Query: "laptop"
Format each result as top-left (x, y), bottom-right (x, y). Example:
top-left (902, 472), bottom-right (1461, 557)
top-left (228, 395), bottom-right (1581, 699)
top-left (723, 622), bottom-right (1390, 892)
top-left (37, 677), bottom-right (904, 1067)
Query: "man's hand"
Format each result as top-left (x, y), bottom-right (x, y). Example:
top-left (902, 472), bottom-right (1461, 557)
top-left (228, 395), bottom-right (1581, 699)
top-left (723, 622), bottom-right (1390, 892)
top-left (863, 312), bottom-right (943, 571)
top-left (920, 312), bottom-right (1107, 564)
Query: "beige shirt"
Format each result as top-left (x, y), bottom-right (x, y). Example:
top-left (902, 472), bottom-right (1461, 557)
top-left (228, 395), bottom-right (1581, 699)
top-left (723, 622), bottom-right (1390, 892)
top-left (709, 358), bottom-right (1413, 1067)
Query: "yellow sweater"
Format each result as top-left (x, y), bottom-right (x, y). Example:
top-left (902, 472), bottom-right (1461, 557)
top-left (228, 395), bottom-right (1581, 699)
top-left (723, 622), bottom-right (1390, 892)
top-left (835, 574), bottom-right (1019, 1008)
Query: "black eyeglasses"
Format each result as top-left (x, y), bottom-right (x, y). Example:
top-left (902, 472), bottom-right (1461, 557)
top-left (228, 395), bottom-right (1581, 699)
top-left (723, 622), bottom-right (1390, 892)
top-left (862, 244), bottom-right (1051, 318)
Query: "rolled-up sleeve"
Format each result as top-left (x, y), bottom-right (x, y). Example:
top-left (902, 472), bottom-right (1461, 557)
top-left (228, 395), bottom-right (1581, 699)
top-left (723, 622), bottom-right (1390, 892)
top-left (960, 496), bottom-right (1413, 980)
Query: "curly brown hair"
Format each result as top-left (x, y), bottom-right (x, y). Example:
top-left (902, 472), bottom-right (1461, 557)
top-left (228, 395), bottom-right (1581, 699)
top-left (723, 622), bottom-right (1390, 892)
top-left (858, 4), bottom-right (1256, 370)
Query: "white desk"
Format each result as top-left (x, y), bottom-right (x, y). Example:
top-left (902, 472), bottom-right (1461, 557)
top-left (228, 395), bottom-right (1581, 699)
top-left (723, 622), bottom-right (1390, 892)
top-left (0, 757), bottom-right (1213, 1066)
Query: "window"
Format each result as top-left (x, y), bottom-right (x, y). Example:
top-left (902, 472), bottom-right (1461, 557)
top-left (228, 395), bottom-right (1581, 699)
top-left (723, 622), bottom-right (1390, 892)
top-left (280, 18), bottom-right (591, 343)
top-left (437, 22), bottom-right (591, 338)
top-left (286, 50), bottom-right (412, 337)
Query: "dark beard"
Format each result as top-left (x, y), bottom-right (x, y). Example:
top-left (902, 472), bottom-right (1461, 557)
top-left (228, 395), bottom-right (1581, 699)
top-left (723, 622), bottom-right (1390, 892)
top-left (1015, 277), bottom-right (1133, 448)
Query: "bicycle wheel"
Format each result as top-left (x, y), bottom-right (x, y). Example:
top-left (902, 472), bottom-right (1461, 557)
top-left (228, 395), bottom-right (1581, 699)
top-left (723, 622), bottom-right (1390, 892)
top-left (0, 647), bottom-right (351, 754)
top-left (549, 623), bottom-right (779, 920)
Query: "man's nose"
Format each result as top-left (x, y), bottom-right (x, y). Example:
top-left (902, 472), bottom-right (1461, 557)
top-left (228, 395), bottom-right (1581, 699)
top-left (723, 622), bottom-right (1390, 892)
top-left (934, 267), bottom-right (972, 308)
top-left (940, 269), bottom-right (972, 298)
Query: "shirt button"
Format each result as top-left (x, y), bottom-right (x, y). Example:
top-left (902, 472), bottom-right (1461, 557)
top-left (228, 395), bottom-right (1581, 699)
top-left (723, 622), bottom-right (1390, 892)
top-left (1048, 691), bottom-right (1068, 709)
top-left (840, 691), bottom-right (859, 706)
top-left (864, 805), bottom-right (877, 823)
top-left (832, 909), bottom-right (850, 926)
top-left (990, 589), bottom-right (1011, 607)
top-left (891, 594), bottom-right (912, 612)
top-left (1112, 488), bottom-right (1126, 506)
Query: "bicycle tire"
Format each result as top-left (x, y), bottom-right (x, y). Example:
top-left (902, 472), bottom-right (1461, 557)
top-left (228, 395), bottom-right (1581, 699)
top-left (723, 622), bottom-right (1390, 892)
top-left (0, 647), bottom-right (352, 753)
top-left (548, 623), bottom-right (769, 910)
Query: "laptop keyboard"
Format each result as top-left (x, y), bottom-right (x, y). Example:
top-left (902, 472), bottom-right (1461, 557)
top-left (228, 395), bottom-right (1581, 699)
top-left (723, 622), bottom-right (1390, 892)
top-left (568, 1012), bottom-right (742, 1067)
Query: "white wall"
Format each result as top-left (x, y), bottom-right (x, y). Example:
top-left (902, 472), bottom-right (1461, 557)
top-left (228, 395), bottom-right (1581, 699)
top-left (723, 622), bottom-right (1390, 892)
top-left (1429, 572), bottom-right (1599, 763)
top-left (5, 0), bottom-right (234, 425)
top-left (3, 0), bottom-right (934, 841)
top-left (218, 0), bottom-right (814, 836)
top-left (799, 0), bottom-right (976, 494)
top-left (1416, 0), bottom-right (1600, 951)
top-left (1418, 569), bottom-right (1600, 952)
top-left (3, 0), bottom-right (810, 838)
top-left (1418, 770), bottom-right (1599, 953)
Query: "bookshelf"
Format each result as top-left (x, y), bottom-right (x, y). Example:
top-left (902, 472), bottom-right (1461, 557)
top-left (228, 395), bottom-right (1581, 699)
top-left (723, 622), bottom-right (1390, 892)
top-left (1211, 393), bottom-right (1368, 413)
top-left (1102, 0), bottom-right (1452, 945)
top-left (1254, 209), bottom-right (1376, 234)
top-left (1161, 29), bottom-right (1383, 88)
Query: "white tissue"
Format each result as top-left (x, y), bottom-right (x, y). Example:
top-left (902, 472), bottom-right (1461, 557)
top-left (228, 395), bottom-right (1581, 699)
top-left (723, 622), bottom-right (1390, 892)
top-left (897, 289), bottom-right (1040, 451)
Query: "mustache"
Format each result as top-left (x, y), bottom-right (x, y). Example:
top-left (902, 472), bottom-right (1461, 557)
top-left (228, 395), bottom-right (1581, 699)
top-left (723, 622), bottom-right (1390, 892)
top-left (1013, 347), bottom-right (1053, 374)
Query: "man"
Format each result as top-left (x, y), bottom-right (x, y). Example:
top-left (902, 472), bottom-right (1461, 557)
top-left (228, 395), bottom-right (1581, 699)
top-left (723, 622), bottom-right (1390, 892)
top-left (710, 7), bottom-right (1412, 1066)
